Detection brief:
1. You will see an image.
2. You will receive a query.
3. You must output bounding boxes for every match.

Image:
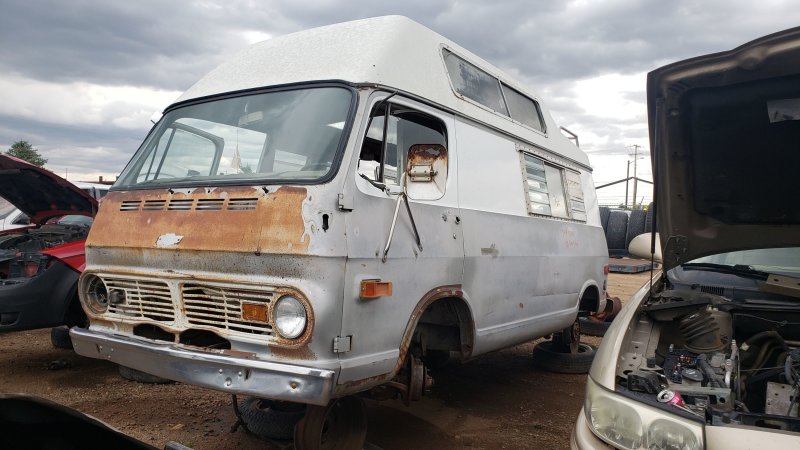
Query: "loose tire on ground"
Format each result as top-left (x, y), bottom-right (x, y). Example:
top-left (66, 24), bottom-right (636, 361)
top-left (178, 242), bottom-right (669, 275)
top-left (532, 341), bottom-right (596, 374)
top-left (238, 397), bottom-right (305, 441)
top-left (625, 209), bottom-right (647, 249)
top-left (579, 317), bottom-right (611, 337)
top-left (118, 365), bottom-right (174, 384)
top-left (50, 326), bottom-right (73, 350)
top-left (294, 396), bottom-right (367, 450)
top-left (605, 210), bottom-right (628, 251)
top-left (599, 207), bottom-right (611, 234)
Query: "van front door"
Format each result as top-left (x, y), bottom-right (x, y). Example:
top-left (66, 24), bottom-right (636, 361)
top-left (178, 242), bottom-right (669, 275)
top-left (338, 94), bottom-right (463, 386)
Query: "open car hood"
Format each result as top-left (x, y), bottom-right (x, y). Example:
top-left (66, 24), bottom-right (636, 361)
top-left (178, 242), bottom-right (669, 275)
top-left (0, 155), bottom-right (97, 224)
top-left (647, 27), bottom-right (800, 271)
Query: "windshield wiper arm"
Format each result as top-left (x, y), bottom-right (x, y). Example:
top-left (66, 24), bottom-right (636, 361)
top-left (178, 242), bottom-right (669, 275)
top-left (681, 262), bottom-right (769, 279)
top-left (358, 172), bottom-right (387, 193)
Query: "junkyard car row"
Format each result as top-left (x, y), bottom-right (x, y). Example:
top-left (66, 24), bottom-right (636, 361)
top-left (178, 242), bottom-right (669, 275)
top-left (2, 16), bottom-right (799, 450)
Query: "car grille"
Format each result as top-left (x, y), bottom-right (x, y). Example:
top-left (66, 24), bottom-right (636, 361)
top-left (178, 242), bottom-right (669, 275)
top-left (183, 284), bottom-right (274, 335)
top-left (96, 275), bottom-right (276, 338)
top-left (105, 277), bottom-right (174, 321)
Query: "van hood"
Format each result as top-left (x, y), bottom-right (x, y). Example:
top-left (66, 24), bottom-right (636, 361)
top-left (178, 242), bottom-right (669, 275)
top-left (647, 27), bottom-right (800, 271)
top-left (0, 155), bottom-right (97, 225)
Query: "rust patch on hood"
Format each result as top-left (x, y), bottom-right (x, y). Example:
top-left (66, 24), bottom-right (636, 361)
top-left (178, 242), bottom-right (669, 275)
top-left (87, 186), bottom-right (310, 255)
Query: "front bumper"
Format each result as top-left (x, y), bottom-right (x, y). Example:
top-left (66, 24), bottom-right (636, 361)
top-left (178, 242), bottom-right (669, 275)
top-left (571, 409), bottom-right (614, 449)
top-left (70, 327), bottom-right (335, 406)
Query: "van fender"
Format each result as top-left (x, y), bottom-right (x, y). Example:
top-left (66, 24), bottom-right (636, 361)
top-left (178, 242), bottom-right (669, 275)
top-left (392, 284), bottom-right (475, 374)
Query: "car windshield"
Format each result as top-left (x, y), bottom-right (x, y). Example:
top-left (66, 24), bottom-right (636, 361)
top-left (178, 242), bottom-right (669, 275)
top-left (0, 199), bottom-right (16, 220)
top-left (56, 215), bottom-right (93, 226)
top-left (115, 86), bottom-right (353, 188)
top-left (687, 247), bottom-right (800, 276)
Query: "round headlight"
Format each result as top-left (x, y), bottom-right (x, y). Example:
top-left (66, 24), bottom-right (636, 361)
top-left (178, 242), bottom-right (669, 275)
top-left (82, 274), bottom-right (109, 314)
top-left (273, 295), bottom-right (307, 339)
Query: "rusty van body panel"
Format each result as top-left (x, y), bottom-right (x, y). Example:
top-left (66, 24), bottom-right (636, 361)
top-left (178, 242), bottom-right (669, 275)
top-left (72, 16), bottom-right (607, 407)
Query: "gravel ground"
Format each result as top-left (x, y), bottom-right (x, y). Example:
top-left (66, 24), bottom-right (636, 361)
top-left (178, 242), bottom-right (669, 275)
top-left (0, 270), bottom-right (653, 449)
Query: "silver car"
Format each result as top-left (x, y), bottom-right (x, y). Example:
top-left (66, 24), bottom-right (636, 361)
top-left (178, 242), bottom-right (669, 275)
top-left (572, 27), bottom-right (800, 449)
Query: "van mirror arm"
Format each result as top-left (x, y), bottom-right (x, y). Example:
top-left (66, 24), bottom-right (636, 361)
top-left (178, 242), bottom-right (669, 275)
top-left (382, 172), bottom-right (423, 262)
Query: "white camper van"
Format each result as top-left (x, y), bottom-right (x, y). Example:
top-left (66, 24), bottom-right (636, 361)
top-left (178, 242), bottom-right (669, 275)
top-left (71, 16), bottom-right (608, 447)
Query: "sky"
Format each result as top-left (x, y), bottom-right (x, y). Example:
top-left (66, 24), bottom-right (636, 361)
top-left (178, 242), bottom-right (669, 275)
top-left (1, 0), bottom-right (799, 206)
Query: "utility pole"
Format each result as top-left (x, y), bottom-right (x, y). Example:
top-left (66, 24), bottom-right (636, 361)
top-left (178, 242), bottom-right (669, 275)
top-left (629, 144), bottom-right (642, 209)
top-left (625, 160), bottom-right (631, 208)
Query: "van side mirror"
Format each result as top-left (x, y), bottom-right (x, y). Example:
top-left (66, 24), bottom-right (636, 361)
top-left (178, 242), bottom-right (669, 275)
top-left (405, 144), bottom-right (447, 200)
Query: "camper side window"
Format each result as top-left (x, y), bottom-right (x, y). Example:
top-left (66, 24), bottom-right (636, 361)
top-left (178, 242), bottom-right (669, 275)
top-left (521, 152), bottom-right (586, 222)
top-left (358, 103), bottom-right (447, 186)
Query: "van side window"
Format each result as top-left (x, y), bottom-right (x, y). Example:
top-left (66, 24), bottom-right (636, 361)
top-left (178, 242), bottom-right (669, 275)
top-left (443, 49), bottom-right (546, 133)
top-left (502, 84), bottom-right (545, 132)
top-left (358, 103), bottom-right (447, 186)
top-left (520, 151), bottom-right (586, 222)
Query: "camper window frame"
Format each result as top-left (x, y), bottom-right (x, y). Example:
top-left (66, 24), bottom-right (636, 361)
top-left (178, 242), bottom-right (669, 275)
top-left (441, 47), bottom-right (547, 134)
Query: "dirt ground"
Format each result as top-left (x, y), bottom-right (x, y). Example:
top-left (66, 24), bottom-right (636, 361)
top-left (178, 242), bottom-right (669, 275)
top-left (0, 270), bottom-right (653, 450)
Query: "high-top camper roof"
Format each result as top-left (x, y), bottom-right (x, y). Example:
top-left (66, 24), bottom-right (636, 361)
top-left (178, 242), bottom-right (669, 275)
top-left (176, 16), bottom-right (589, 167)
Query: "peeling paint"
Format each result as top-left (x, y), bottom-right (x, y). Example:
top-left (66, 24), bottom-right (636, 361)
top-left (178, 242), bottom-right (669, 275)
top-left (156, 233), bottom-right (184, 247)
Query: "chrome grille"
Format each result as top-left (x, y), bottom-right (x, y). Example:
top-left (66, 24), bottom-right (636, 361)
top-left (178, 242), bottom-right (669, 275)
top-left (104, 277), bottom-right (174, 321)
top-left (182, 284), bottom-right (274, 335)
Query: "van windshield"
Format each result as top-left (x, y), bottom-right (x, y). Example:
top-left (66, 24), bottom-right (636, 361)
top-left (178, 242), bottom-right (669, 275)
top-left (116, 87), bottom-right (353, 188)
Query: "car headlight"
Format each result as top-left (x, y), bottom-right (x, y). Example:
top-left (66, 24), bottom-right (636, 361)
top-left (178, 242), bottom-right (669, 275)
top-left (585, 377), bottom-right (703, 450)
top-left (82, 274), bottom-right (109, 315)
top-left (273, 295), bottom-right (307, 339)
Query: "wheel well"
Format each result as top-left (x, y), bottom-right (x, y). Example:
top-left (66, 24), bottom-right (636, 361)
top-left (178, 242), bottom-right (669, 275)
top-left (578, 285), bottom-right (601, 314)
top-left (411, 297), bottom-right (473, 362)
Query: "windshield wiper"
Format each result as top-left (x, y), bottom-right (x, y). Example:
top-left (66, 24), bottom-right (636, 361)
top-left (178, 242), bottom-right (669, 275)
top-left (681, 262), bottom-right (769, 280)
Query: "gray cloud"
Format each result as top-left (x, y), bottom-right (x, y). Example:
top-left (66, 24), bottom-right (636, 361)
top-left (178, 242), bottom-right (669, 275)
top-left (0, 113), bottom-right (146, 178)
top-left (5, 1), bottom-right (799, 92)
top-left (1, 0), bottom-right (799, 188)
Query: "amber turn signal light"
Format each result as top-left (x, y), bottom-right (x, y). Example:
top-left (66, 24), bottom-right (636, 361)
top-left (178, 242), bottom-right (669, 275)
top-left (241, 302), bottom-right (269, 323)
top-left (360, 280), bottom-right (392, 299)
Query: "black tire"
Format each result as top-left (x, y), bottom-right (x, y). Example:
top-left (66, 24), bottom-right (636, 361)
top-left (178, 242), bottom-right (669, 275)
top-left (532, 341), bottom-right (596, 374)
top-left (50, 326), bottom-right (73, 350)
top-left (118, 365), bottom-right (174, 384)
top-left (644, 202), bottom-right (654, 233)
top-left (238, 397), bottom-right (306, 441)
top-left (579, 317), bottom-right (611, 337)
top-left (605, 210), bottom-right (628, 251)
top-left (295, 396), bottom-right (367, 450)
top-left (599, 207), bottom-right (611, 233)
top-left (625, 209), bottom-right (647, 249)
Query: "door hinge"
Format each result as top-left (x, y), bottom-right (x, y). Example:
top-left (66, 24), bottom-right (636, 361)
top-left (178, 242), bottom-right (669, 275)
top-left (337, 193), bottom-right (353, 212)
top-left (333, 335), bottom-right (352, 353)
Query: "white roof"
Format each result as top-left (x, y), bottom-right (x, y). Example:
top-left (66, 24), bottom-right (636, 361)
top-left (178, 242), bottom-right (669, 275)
top-left (176, 16), bottom-right (589, 167)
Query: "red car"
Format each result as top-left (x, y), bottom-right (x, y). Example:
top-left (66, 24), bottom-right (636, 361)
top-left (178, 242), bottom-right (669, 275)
top-left (0, 155), bottom-right (96, 346)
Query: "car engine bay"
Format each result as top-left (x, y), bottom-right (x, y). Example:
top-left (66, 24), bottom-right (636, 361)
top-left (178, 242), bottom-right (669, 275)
top-left (616, 273), bottom-right (800, 432)
top-left (0, 220), bottom-right (90, 282)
